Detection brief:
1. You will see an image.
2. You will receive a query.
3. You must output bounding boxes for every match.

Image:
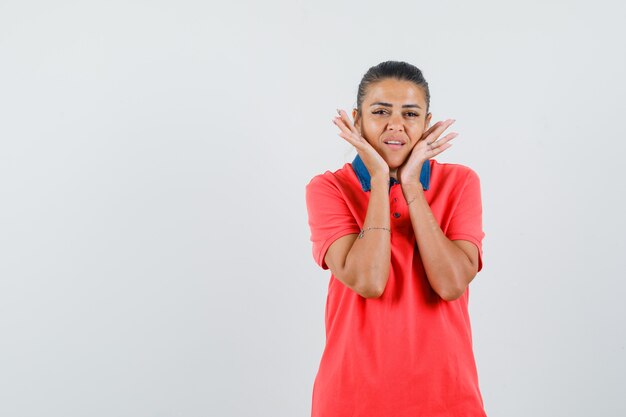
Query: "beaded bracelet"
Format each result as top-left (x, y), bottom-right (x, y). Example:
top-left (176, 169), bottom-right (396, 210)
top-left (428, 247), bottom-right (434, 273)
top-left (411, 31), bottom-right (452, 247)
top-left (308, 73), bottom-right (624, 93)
top-left (358, 227), bottom-right (391, 239)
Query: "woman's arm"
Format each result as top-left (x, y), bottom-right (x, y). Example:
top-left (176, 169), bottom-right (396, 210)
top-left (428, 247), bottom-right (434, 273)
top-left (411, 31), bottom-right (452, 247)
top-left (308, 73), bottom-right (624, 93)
top-left (324, 174), bottom-right (391, 299)
top-left (324, 109), bottom-right (394, 298)
top-left (402, 182), bottom-right (479, 301)
top-left (394, 119), bottom-right (481, 301)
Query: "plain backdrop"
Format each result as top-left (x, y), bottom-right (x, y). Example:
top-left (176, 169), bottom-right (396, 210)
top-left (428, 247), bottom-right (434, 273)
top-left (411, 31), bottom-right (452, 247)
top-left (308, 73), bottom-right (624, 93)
top-left (1, 1), bottom-right (625, 416)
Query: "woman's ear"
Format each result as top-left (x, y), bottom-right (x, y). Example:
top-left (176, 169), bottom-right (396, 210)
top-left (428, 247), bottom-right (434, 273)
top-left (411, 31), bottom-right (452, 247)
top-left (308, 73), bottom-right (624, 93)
top-left (352, 108), bottom-right (361, 133)
top-left (425, 112), bottom-right (432, 129)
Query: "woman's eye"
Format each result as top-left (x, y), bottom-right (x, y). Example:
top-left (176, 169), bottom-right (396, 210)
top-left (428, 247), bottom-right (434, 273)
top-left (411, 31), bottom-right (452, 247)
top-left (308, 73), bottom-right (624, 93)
top-left (372, 110), bottom-right (419, 117)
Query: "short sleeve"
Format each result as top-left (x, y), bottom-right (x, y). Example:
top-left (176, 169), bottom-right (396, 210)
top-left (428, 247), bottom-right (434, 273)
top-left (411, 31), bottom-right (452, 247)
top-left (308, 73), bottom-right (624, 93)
top-left (445, 169), bottom-right (486, 272)
top-left (305, 175), bottom-right (361, 270)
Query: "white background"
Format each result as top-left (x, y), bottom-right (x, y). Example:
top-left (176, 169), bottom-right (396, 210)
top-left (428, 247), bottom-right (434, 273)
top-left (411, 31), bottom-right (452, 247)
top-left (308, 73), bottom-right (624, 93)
top-left (1, 1), bottom-right (625, 416)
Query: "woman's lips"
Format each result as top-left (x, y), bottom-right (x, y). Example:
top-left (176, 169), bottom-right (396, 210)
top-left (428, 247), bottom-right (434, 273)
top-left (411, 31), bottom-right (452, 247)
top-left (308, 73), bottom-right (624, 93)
top-left (384, 142), bottom-right (405, 150)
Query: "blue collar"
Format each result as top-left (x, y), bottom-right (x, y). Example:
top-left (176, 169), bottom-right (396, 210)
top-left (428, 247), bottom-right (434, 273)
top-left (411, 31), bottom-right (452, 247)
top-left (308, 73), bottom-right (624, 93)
top-left (351, 154), bottom-right (431, 192)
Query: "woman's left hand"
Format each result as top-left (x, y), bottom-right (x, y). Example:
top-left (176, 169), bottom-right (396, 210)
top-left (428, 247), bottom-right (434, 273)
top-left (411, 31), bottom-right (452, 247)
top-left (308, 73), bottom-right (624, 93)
top-left (397, 118), bottom-right (459, 186)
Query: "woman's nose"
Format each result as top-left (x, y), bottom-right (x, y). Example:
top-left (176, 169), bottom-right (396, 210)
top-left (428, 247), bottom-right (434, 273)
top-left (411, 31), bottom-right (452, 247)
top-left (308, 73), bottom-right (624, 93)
top-left (387, 113), bottom-right (404, 130)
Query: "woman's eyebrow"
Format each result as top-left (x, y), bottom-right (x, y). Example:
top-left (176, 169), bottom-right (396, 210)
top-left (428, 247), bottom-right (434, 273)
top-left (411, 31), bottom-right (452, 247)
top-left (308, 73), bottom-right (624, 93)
top-left (370, 101), bottom-right (422, 109)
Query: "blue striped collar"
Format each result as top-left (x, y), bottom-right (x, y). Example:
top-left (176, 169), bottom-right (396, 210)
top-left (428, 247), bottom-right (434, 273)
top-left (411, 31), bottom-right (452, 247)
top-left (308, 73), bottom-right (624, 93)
top-left (351, 154), bottom-right (431, 192)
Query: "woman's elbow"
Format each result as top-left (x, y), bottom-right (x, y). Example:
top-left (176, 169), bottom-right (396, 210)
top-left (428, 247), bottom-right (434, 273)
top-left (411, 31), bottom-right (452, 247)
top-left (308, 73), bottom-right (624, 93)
top-left (436, 278), bottom-right (469, 301)
top-left (358, 287), bottom-right (384, 299)
top-left (351, 269), bottom-right (388, 299)
top-left (438, 286), bottom-right (465, 301)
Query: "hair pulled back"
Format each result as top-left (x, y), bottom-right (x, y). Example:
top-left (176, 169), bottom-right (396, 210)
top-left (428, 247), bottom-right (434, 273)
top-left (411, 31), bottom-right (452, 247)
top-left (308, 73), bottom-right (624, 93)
top-left (356, 61), bottom-right (430, 118)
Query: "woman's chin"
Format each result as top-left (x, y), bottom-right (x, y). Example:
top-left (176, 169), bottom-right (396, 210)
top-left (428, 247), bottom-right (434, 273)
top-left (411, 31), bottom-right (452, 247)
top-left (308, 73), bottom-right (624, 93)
top-left (385, 156), bottom-right (408, 170)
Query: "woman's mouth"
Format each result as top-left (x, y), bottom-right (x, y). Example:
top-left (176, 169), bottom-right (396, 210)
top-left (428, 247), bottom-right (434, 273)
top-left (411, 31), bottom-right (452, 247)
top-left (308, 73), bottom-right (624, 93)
top-left (384, 140), bottom-right (405, 150)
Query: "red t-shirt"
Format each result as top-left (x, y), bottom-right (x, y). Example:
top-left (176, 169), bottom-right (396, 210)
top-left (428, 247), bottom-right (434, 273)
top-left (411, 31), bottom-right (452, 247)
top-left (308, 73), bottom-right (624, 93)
top-left (305, 155), bottom-right (486, 417)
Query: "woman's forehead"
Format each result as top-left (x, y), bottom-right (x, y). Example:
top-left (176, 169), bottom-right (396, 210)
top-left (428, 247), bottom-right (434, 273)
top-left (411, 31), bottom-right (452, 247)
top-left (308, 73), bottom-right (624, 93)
top-left (365, 79), bottom-right (426, 105)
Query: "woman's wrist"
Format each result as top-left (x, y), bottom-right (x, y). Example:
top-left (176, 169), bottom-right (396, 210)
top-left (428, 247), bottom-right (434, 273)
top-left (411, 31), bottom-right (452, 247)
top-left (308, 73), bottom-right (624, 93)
top-left (371, 173), bottom-right (391, 187)
top-left (398, 159), bottom-right (425, 187)
top-left (401, 182), bottom-right (424, 205)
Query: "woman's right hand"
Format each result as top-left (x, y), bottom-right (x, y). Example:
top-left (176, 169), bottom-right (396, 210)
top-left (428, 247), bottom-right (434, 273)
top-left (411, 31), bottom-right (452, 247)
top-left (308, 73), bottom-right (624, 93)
top-left (333, 109), bottom-right (390, 179)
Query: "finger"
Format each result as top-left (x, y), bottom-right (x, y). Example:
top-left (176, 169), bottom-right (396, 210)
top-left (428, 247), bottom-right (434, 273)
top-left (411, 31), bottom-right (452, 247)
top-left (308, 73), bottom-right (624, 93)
top-left (422, 121), bottom-right (444, 139)
top-left (336, 131), bottom-right (363, 148)
top-left (424, 119), bottom-right (456, 143)
top-left (429, 142), bottom-right (453, 157)
top-left (429, 132), bottom-right (458, 147)
top-left (337, 132), bottom-right (358, 148)
top-left (333, 116), bottom-right (354, 136)
top-left (333, 117), bottom-right (365, 146)
top-left (419, 120), bottom-right (445, 142)
top-left (337, 109), bottom-right (360, 135)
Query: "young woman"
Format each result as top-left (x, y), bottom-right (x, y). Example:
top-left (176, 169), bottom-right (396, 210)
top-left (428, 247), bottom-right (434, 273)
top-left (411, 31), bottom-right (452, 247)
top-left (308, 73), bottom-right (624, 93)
top-left (305, 61), bottom-right (487, 416)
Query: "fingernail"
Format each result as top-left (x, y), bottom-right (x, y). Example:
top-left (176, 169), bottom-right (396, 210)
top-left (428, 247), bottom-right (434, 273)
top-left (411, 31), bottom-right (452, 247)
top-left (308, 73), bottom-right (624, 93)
top-left (336, 109), bottom-right (341, 115)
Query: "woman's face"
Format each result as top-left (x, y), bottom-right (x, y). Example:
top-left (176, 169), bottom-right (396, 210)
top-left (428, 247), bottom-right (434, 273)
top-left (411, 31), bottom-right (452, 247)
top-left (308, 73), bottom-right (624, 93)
top-left (352, 78), bottom-right (432, 172)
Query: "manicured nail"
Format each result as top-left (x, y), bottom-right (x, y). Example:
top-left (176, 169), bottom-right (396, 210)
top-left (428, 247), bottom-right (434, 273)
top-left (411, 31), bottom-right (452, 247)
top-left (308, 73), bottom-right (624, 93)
top-left (336, 109), bottom-right (341, 115)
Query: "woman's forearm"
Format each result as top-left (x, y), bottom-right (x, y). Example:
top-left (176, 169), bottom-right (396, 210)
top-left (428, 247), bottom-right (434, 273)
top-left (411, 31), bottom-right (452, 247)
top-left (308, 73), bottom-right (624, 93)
top-left (402, 182), bottom-right (474, 301)
top-left (344, 174), bottom-right (391, 298)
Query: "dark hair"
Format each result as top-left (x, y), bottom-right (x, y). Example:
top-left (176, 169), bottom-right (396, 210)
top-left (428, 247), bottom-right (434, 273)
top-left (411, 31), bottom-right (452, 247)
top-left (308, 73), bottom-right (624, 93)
top-left (355, 60), bottom-right (430, 118)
